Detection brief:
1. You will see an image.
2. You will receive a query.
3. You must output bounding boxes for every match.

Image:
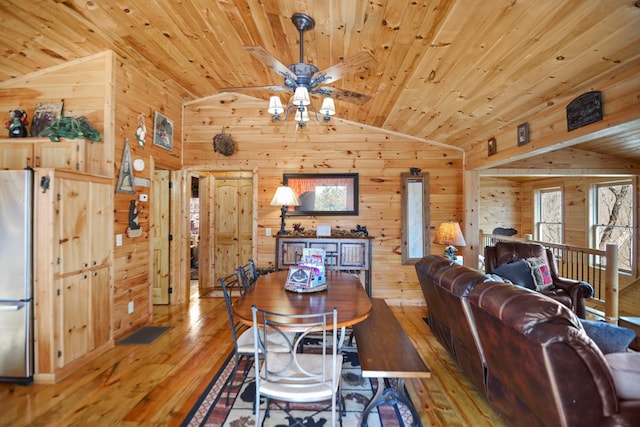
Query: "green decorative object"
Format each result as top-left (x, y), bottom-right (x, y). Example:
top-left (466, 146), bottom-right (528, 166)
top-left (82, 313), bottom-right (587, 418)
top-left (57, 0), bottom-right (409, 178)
top-left (39, 115), bottom-right (102, 142)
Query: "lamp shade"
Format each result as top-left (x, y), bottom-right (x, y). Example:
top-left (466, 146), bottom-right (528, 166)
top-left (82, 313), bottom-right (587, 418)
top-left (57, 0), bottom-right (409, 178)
top-left (270, 186), bottom-right (301, 207)
top-left (292, 87), bottom-right (311, 106)
top-left (268, 96), bottom-right (284, 114)
top-left (319, 97), bottom-right (336, 116)
top-left (294, 107), bottom-right (310, 122)
top-left (433, 221), bottom-right (466, 247)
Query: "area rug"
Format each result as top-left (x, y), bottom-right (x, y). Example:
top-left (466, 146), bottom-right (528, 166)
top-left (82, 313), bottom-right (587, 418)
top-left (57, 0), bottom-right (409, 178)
top-left (116, 326), bottom-right (171, 345)
top-left (182, 341), bottom-right (414, 426)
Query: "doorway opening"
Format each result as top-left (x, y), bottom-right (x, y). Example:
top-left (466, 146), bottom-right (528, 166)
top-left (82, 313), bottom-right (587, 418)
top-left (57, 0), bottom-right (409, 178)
top-left (189, 174), bottom-right (200, 298)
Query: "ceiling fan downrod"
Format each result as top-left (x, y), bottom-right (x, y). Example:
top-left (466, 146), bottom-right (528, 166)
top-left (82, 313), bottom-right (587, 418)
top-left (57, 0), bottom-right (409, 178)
top-left (291, 13), bottom-right (315, 65)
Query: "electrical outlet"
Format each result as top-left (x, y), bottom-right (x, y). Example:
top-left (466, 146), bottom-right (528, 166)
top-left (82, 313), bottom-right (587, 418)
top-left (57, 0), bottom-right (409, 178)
top-left (116, 234), bottom-right (123, 246)
top-left (128, 301), bottom-right (134, 314)
top-left (265, 227), bottom-right (272, 237)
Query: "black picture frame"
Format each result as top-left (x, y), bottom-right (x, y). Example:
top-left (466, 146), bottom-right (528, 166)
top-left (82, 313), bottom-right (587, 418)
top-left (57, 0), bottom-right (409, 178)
top-left (487, 137), bottom-right (497, 156)
top-left (283, 173), bottom-right (359, 216)
top-left (517, 122), bottom-right (530, 146)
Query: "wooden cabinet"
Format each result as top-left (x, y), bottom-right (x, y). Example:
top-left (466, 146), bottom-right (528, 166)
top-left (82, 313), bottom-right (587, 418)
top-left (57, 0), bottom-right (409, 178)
top-left (34, 169), bottom-right (113, 382)
top-left (0, 138), bottom-right (85, 170)
top-left (275, 236), bottom-right (374, 296)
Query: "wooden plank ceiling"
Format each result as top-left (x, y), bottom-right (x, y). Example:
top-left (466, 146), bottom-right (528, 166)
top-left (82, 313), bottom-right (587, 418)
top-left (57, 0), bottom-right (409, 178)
top-left (0, 0), bottom-right (639, 168)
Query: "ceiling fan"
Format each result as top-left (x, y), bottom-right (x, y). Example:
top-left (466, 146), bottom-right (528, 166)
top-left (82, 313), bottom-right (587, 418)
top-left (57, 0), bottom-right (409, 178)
top-left (220, 13), bottom-right (377, 106)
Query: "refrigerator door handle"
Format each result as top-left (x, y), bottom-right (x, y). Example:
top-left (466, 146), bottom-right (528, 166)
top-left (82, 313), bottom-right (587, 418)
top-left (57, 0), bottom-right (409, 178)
top-left (0, 304), bottom-right (24, 311)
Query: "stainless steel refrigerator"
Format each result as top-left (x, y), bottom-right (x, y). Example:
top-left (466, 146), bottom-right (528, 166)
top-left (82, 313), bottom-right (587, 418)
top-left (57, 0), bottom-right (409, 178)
top-left (0, 169), bottom-right (34, 384)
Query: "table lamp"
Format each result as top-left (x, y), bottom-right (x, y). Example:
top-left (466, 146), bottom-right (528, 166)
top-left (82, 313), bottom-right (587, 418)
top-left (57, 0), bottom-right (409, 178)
top-left (433, 221), bottom-right (466, 261)
top-left (270, 186), bottom-right (300, 236)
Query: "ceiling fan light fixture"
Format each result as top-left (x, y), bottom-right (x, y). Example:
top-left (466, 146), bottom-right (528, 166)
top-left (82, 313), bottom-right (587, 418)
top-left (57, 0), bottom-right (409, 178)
top-left (319, 97), bottom-right (336, 115)
top-left (268, 96), bottom-right (285, 115)
top-left (293, 87), bottom-right (311, 105)
top-left (294, 107), bottom-right (310, 122)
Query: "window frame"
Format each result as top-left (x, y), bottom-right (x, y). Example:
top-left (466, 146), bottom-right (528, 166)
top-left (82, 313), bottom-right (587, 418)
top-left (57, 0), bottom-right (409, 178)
top-left (591, 179), bottom-right (635, 274)
top-left (535, 187), bottom-right (563, 244)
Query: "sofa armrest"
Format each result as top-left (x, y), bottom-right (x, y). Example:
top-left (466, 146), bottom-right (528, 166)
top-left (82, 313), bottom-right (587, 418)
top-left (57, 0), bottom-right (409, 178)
top-left (553, 277), bottom-right (594, 318)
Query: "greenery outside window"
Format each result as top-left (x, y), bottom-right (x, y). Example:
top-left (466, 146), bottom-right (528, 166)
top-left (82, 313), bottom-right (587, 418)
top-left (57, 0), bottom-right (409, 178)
top-left (592, 180), bottom-right (634, 272)
top-left (536, 187), bottom-right (563, 244)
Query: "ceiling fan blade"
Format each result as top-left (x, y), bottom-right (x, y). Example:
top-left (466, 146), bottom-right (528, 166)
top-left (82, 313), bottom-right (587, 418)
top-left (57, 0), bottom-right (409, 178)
top-left (312, 52), bottom-right (377, 85)
top-left (243, 46), bottom-right (297, 81)
top-left (315, 86), bottom-right (372, 105)
top-left (219, 85), bottom-right (292, 93)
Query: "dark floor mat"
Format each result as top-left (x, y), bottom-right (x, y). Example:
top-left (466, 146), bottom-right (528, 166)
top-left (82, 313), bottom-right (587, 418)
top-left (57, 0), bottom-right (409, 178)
top-left (116, 326), bottom-right (172, 345)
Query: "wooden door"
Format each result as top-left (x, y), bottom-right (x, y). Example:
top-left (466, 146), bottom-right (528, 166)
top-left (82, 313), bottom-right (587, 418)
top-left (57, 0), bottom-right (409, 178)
top-left (151, 169), bottom-right (170, 304)
top-left (197, 175), bottom-right (213, 290)
top-left (213, 176), bottom-right (253, 282)
top-left (214, 179), bottom-right (240, 279)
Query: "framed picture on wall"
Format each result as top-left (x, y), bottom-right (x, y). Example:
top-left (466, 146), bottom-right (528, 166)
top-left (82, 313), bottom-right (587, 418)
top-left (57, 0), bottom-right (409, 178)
top-left (153, 111), bottom-right (174, 150)
top-left (30, 102), bottom-right (63, 137)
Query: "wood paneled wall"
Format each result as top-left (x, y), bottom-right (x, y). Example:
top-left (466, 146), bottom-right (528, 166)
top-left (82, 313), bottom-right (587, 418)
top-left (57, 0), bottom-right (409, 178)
top-left (182, 93), bottom-right (464, 305)
top-left (0, 52), bottom-right (113, 176)
top-left (111, 55), bottom-right (187, 338)
top-left (479, 177), bottom-right (522, 236)
top-left (491, 175), bottom-right (640, 288)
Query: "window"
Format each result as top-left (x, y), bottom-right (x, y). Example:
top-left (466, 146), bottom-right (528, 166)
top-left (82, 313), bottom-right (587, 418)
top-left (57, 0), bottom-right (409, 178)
top-left (593, 181), bottom-right (634, 272)
top-left (536, 188), bottom-right (563, 243)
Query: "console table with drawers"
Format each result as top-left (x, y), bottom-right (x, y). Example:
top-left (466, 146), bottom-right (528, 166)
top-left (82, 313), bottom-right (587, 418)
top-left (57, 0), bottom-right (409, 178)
top-left (275, 236), bottom-right (374, 297)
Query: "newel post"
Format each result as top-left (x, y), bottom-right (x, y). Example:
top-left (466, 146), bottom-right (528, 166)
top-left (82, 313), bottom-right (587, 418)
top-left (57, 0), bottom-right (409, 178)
top-left (604, 244), bottom-right (619, 324)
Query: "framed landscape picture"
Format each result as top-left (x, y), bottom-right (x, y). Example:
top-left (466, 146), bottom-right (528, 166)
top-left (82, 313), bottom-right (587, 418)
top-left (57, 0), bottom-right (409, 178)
top-left (153, 111), bottom-right (174, 150)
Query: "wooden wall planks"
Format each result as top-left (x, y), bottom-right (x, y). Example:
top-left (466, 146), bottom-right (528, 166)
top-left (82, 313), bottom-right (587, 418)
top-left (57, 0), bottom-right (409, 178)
top-left (182, 93), bottom-right (464, 303)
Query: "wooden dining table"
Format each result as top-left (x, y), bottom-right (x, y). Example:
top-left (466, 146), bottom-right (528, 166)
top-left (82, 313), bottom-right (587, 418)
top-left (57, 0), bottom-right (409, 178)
top-left (233, 270), bottom-right (372, 329)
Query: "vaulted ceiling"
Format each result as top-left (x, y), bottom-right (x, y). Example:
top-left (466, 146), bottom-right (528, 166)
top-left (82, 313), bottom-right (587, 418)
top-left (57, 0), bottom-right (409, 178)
top-left (1, 0), bottom-right (639, 168)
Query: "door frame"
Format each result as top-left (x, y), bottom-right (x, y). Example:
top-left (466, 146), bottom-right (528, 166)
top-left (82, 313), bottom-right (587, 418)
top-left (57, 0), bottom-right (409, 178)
top-left (176, 168), bottom-right (258, 304)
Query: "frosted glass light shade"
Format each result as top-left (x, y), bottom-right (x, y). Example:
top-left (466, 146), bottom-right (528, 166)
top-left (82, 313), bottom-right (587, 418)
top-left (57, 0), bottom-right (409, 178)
top-left (292, 87), bottom-right (311, 106)
top-left (294, 107), bottom-right (310, 122)
top-left (319, 97), bottom-right (336, 116)
top-left (268, 96), bottom-right (284, 114)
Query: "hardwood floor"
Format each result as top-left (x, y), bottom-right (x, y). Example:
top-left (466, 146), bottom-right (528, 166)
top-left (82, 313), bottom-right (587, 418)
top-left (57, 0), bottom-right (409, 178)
top-left (1, 287), bottom-right (505, 427)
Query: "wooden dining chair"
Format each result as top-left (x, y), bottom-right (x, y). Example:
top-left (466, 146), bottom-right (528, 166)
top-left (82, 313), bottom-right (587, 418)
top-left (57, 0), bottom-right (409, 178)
top-left (251, 305), bottom-right (344, 427)
top-left (218, 272), bottom-right (291, 406)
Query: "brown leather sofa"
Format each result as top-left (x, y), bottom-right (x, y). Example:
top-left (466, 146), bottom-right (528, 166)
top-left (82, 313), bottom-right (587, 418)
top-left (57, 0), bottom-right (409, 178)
top-left (415, 255), bottom-right (640, 427)
top-left (484, 241), bottom-right (593, 318)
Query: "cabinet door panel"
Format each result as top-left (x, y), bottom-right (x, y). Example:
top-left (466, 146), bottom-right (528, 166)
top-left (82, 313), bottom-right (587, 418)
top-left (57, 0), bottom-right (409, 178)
top-left (279, 242), bottom-right (307, 267)
top-left (91, 268), bottom-right (111, 348)
top-left (59, 273), bottom-right (90, 367)
top-left (340, 242), bottom-right (367, 268)
top-left (58, 179), bottom-right (90, 273)
top-left (89, 181), bottom-right (112, 267)
top-left (35, 140), bottom-right (84, 170)
top-left (0, 142), bottom-right (32, 169)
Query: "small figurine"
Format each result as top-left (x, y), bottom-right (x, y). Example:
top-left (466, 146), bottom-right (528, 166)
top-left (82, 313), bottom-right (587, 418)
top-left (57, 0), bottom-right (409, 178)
top-left (410, 167), bottom-right (422, 176)
top-left (351, 225), bottom-right (368, 236)
top-left (5, 109), bottom-right (28, 137)
top-left (293, 223), bottom-right (305, 233)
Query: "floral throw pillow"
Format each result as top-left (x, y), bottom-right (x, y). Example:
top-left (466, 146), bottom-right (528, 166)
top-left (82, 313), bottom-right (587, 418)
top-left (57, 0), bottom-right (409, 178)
top-left (526, 256), bottom-right (553, 291)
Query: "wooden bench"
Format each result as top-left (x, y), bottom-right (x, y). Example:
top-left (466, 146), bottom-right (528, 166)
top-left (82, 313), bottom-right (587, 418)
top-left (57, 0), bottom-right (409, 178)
top-left (353, 298), bottom-right (431, 427)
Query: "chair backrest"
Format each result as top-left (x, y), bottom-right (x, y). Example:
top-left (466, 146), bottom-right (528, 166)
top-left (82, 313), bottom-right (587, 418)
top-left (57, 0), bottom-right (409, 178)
top-left (236, 259), bottom-right (257, 292)
top-left (218, 273), bottom-right (247, 351)
top-left (251, 305), bottom-right (339, 389)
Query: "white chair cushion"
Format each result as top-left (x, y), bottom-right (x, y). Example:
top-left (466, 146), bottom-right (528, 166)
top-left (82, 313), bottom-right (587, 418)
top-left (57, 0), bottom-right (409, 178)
top-left (259, 353), bottom-right (343, 402)
top-left (236, 327), bottom-right (292, 354)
